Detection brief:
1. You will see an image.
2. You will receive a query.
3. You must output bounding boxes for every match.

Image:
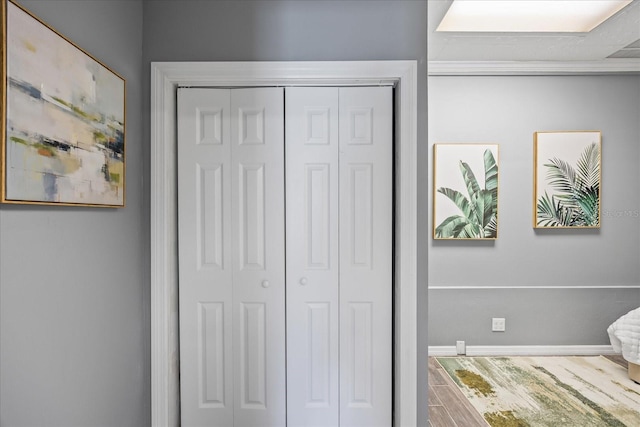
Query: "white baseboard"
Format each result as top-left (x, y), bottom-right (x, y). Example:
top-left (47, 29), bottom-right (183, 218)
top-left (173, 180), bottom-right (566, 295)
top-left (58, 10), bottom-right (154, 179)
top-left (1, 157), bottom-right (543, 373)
top-left (429, 345), bottom-right (617, 357)
top-left (429, 346), bottom-right (461, 356)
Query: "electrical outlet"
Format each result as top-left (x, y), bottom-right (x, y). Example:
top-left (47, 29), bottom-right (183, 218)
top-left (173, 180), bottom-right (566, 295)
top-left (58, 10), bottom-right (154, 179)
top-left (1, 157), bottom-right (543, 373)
top-left (456, 340), bottom-right (466, 355)
top-left (492, 317), bottom-right (506, 332)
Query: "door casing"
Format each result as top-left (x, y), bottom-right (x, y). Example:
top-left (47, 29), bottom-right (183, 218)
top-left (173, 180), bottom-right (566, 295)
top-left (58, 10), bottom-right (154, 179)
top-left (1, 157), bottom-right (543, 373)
top-left (150, 61), bottom-right (418, 427)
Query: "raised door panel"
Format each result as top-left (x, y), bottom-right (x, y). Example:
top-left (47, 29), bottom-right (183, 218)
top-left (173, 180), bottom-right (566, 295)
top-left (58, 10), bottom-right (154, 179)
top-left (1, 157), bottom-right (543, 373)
top-left (231, 88), bottom-right (286, 427)
top-left (239, 302), bottom-right (267, 409)
top-left (178, 88), bottom-right (234, 427)
top-left (339, 87), bottom-right (393, 427)
top-left (345, 302), bottom-right (373, 408)
top-left (198, 302), bottom-right (225, 408)
top-left (198, 163), bottom-right (224, 270)
top-left (238, 163), bottom-right (266, 270)
top-left (285, 87), bottom-right (340, 427)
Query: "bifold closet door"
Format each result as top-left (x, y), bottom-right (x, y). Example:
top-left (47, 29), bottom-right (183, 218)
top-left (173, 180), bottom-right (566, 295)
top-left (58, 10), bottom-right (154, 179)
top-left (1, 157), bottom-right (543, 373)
top-left (177, 87), bottom-right (286, 427)
top-left (286, 86), bottom-right (392, 427)
top-left (338, 87), bottom-right (392, 427)
top-left (286, 88), bottom-right (340, 427)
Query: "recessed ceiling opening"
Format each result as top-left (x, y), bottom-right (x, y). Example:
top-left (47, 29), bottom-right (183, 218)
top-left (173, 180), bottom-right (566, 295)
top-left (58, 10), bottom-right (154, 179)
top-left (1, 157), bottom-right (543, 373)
top-left (436, 0), bottom-right (633, 33)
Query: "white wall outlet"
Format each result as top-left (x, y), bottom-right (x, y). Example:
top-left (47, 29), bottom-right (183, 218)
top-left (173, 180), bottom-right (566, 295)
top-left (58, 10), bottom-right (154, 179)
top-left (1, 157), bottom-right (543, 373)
top-left (492, 317), bottom-right (506, 332)
top-left (456, 340), bottom-right (466, 355)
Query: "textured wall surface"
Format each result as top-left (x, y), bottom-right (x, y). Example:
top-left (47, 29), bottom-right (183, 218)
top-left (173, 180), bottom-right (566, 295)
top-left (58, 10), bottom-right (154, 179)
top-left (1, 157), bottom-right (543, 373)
top-left (428, 75), bottom-right (640, 346)
top-left (0, 1), bottom-right (148, 426)
top-left (5, 2), bottom-right (633, 426)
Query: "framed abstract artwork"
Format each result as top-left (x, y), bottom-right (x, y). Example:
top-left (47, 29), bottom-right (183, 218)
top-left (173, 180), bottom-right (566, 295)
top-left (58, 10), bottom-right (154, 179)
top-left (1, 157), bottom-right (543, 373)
top-left (534, 131), bottom-right (601, 228)
top-left (433, 143), bottom-right (499, 240)
top-left (1, 0), bottom-right (125, 207)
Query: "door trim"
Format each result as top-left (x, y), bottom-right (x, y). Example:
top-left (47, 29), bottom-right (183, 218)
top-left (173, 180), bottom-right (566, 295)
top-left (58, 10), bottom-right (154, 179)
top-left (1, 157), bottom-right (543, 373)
top-left (150, 61), bottom-right (418, 427)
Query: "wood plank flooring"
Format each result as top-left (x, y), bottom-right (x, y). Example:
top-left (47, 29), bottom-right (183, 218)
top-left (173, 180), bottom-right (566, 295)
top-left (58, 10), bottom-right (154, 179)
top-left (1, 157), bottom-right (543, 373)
top-left (428, 357), bottom-right (488, 427)
top-left (427, 355), bottom-right (629, 427)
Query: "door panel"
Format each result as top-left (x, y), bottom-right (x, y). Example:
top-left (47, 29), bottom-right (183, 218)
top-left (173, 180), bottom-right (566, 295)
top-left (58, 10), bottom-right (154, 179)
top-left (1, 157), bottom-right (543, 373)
top-left (286, 87), bottom-right (392, 427)
top-left (178, 88), bottom-right (285, 427)
top-left (306, 302), bottom-right (332, 407)
top-left (286, 87), bottom-right (341, 427)
top-left (239, 301), bottom-right (267, 409)
top-left (197, 163), bottom-right (224, 270)
top-left (178, 88), bottom-right (234, 427)
top-left (347, 164), bottom-right (373, 268)
top-left (237, 163), bottom-right (266, 270)
top-left (305, 164), bottom-right (331, 269)
top-left (339, 87), bottom-right (393, 427)
top-left (231, 88), bottom-right (286, 427)
top-left (346, 302), bottom-right (373, 407)
top-left (199, 301), bottom-right (225, 408)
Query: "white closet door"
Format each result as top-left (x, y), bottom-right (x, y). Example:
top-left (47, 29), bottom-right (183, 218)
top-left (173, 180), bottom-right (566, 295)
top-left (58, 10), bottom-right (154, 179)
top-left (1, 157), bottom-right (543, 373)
top-left (286, 86), bottom-right (392, 427)
top-left (339, 87), bottom-right (392, 427)
top-left (231, 88), bottom-right (286, 427)
top-left (286, 87), bottom-right (340, 427)
top-left (177, 88), bottom-right (286, 427)
top-left (178, 88), bottom-right (233, 427)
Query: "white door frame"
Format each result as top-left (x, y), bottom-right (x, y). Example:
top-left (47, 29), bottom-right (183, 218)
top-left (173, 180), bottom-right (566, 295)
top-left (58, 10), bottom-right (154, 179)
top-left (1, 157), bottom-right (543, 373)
top-left (150, 61), bottom-right (417, 427)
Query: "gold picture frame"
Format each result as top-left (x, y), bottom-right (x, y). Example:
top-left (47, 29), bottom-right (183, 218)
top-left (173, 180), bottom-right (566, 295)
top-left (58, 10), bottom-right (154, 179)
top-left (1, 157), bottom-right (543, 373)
top-left (433, 143), bottom-right (499, 240)
top-left (533, 130), bottom-right (601, 228)
top-left (1, 0), bottom-right (125, 207)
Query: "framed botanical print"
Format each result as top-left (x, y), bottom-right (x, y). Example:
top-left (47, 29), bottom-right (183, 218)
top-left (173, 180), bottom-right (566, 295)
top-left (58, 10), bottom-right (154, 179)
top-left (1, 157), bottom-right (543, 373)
top-left (433, 143), bottom-right (499, 240)
top-left (534, 131), bottom-right (601, 228)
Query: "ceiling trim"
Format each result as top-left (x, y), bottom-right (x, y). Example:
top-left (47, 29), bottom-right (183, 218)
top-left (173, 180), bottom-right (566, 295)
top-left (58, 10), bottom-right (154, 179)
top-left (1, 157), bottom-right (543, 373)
top-left (428, 59), bottom-right (640, 75)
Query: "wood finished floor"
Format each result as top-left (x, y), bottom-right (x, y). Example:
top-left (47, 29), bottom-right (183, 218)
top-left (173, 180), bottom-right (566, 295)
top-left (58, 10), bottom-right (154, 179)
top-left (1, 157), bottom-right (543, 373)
top-left (427, 355), bottom-right (629, 427)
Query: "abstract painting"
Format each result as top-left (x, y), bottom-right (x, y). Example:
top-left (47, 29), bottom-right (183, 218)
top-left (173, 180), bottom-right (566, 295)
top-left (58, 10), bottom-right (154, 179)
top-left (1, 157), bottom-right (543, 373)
top-left (1, 0), bottom-right (125, 206)
top-left (534, 131), bottom-right (601, 228)
top-left (433, 143), bottom-right (499, 239)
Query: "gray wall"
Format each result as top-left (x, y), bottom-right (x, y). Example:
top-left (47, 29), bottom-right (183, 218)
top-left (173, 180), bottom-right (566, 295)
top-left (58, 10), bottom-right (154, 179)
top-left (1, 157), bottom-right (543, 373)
top-left (6, 2), bottom-right (635, 427)
top-left (428, 75), bottom-right (640, 347)
top-left (142, 0), bottom-right (430, 424)
top-left (0, 1), bottom-right (148, 426)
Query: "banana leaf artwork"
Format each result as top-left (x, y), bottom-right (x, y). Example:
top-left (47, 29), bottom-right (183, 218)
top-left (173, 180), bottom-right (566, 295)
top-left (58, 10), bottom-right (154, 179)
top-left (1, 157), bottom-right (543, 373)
top-left (433, 144), bottom-right (499, 239)
top-left (534, 131), bottom-right (601, 228)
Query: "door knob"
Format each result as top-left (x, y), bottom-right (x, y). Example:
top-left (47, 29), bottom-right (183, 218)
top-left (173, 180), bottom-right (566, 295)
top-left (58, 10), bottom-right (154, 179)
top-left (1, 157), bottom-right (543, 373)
top-left (299, 277), bottom-right (308, 286)
top-left (262, 280), bottom-right (270, 288)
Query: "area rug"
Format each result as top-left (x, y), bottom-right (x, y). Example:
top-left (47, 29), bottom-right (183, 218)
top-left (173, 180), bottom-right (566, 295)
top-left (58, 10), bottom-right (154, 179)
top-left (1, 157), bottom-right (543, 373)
top-left (436, 356), bottom-right (640, 427)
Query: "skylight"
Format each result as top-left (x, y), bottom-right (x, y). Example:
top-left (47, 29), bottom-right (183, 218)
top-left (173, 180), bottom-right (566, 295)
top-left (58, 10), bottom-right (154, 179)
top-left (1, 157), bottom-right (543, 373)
top-left (436, 0), bottom-right (633, 33)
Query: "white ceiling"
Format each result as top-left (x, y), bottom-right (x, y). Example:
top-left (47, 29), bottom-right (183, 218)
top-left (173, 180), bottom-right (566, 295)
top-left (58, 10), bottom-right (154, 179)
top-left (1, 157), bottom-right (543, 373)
top-left (428, 0), bottom-right (640, 62)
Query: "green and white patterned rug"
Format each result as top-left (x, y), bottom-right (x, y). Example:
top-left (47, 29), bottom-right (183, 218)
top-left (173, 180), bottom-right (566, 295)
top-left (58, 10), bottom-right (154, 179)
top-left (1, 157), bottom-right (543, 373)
top-left (436, 356), bottom-right (640, 427)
